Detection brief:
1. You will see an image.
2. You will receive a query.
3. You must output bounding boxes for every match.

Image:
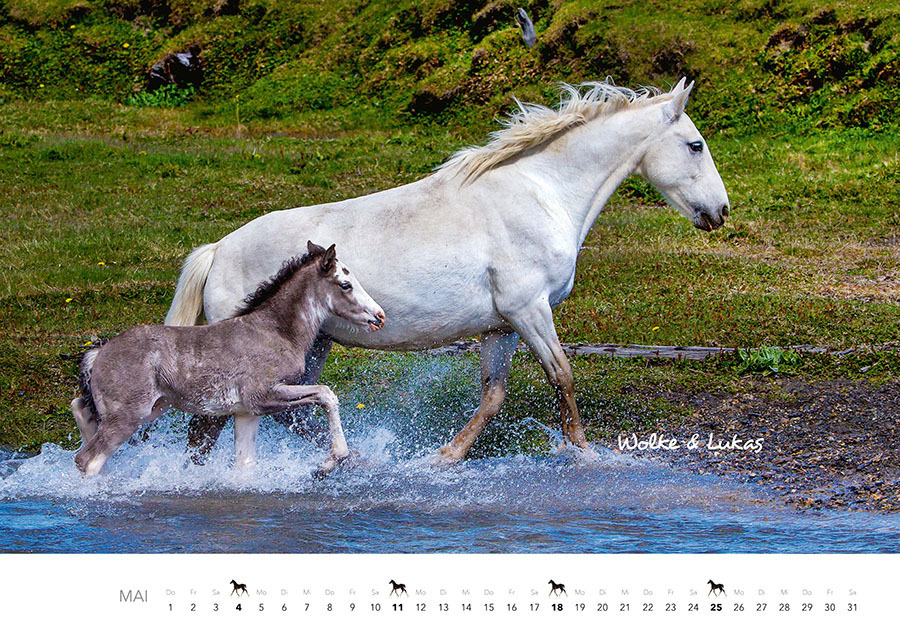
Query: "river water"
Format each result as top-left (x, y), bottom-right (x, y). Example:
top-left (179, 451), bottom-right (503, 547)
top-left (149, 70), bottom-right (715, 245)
top-left (2, 419), bottom-right (898, 553)
top-left (3, 354), bottom-right (898, 553)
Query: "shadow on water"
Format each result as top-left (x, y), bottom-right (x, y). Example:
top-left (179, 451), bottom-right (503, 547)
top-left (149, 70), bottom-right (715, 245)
top-left (2, 353), bottom-right (899, 553)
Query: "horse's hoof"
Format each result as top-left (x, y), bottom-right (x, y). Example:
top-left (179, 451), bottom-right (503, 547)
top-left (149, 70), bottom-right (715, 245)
top-left (576, 446), bottom-right (602, 464)
top-left (339, 449), bottom-right (368, 470)
top-left (557, 441), bottom-right (602, 464)
top-left (312, 452), bottom-right (351, 479)
top-left (189, 453), bottom-right (208, 466)
top-left (572, 446), bottom-right (601, 464)
top-left (416, 447), bottom-right (463, 468)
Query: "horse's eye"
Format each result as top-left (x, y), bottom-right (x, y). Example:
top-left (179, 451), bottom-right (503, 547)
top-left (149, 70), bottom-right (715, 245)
top-left (688, 141), bottom-right (704, 153)
top-left (340, 282), bottom-right (352, 291)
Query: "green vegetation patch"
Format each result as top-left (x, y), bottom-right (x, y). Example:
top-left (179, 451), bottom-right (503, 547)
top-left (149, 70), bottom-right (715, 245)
top-left (1, 0), bottom-right (898, 451)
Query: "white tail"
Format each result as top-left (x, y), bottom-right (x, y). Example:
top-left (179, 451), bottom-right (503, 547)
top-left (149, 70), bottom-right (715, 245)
top-left (164, 242), bottom-right (219, 326)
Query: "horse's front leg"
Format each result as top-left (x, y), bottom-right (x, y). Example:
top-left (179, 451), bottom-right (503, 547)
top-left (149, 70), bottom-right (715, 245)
top-left (436, 329), bottom-right (518, 464)
top-left (255, 384), bottom-right (349, 475)
top-left (502, 300), bottom-right (599, 460)
top-left (233, 411), bottom-right (262, 468)
top-left (186, 336), bottom-right (333, 464)
top-left (270, 335), bottom-right (333, 447)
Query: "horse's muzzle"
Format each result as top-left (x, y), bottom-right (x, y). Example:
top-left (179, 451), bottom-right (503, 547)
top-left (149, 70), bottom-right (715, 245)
top-left (367, 310), bottom-right (386, 331)
top-left (693, 205), bottom-right (728, 231)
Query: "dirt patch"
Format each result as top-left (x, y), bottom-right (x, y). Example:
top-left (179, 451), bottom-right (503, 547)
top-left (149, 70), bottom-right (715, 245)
top-left (598, 378), bottom-right (900, 514)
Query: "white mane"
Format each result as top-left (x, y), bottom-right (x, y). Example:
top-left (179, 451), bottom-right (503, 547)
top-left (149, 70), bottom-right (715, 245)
top-left (436, 81), bottom-right (667, 183)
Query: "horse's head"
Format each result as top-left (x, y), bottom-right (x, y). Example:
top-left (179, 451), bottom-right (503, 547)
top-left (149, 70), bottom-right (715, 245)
top-left (638, 78), bottom-right (730, 231)
top-left (308, 241), bottom-right (386, 331)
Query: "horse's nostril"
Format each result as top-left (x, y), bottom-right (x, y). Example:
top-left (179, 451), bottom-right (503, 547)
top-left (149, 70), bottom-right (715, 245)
top-left (721, 204), bottom-right (730, 218)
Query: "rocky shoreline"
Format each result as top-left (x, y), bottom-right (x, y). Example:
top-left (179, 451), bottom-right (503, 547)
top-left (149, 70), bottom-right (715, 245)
top-left (597, 378), bottom-right (900, 514)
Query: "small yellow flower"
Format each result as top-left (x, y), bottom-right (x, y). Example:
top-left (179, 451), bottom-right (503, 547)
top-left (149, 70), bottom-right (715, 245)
top-left (70, 25), bottom-right (76, 29)
top-left (356, 403), bottom-right (365, 409)
top-left (39, 83), bottom-right (44, 88)
top-left (97, 261), bottom-right (105, 266)
top-left (252, 153), bottom-right (262, 159)
top-left (651, 326), bottom-right (660, 332)
top-left (83, 341), bottom-right (92, 346)
top-left (138, 150), bottom-right (147, 155)
top-left (122, 42), bottom-right (130, 49)
top-left (65, 297), bottom-right (73, 303)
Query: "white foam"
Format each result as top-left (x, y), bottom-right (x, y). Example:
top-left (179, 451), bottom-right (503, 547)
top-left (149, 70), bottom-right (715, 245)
top-left (0, 410), bottom-right (758, 517)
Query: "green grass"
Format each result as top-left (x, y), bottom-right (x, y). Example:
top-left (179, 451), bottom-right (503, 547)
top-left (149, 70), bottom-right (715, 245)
top-left (125, 84), bottom-right (195, 108)
top-left (1, 100), bottom-right (898, 451)
top-left (1, 0), bottom-right (898, 451)
top-left (1, 1), bottom-right (898, 131)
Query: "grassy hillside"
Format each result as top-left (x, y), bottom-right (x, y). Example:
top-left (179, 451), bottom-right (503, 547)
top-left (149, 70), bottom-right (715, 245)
top-left (1, 0), bottom-right (898, 132)
top-left (1, 0), bottom-right (898, 451)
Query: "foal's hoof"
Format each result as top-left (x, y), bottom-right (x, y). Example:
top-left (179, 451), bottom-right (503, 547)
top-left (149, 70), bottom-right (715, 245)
top-left (312, 452), bottom-right (353, 480)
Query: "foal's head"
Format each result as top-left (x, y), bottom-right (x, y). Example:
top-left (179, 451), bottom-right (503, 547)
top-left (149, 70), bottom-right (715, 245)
top-left (306, 241), bottom-right (386, 332)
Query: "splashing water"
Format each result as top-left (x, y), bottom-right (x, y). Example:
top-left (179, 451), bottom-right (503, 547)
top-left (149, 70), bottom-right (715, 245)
top-left (2, 354), bottom-right (899, 553)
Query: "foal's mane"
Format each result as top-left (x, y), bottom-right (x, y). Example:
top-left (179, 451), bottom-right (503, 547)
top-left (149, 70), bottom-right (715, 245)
top-left (436, 81), bottom-right (666, 183)
top-left (234, 250), bottom-right (320, 317)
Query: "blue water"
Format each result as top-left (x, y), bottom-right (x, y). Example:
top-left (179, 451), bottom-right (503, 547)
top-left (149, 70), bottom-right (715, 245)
top-left (2, 418), bottom-right (898, 553)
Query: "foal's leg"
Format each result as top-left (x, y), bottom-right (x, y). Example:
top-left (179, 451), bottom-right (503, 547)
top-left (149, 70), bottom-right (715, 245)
top-left (256, 384), bottom-right (348, 474)
top-left (75, 399), bottom-right (167, 475)
top-left (271, 335), bottom-right (333, 446)
top-left (436, 329), bottom-right (519, 464)
top-left (233, 411), bottom-right (262, 468)
top-left (75, 412), bottom-right (143, 475)
top-left (502, 301), bottom-right (599, 460)
top-left (186, 336), bottom-right (334, 463)
top-left (71, 397), bottom-right (99, 441)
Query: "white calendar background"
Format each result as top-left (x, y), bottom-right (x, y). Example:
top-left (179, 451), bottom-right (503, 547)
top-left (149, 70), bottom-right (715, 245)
top-left (0, 554), bottom-right (891, 622)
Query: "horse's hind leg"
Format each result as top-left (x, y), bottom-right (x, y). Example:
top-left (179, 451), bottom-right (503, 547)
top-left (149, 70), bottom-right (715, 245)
top-left (75, 412), bottom-right (144, 475)
top-left (437, 329), bottom-right (518, 464)
top-left (186, 415), bottom-right (230, 464)
top-left (71, 398), bottom-right (99, 442)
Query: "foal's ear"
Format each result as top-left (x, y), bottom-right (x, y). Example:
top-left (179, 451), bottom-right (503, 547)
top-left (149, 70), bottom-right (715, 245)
top-left (663, 78), bottom-right (694, 122)
top-left (319, 243), bottom-right (336, 273)
top-left (307, 240), bottom-right (326, 256)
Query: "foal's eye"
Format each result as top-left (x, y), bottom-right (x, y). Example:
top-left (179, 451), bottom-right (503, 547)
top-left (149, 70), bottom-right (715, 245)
top-left (688, 141), bottom-right (704, 153)
top-left (340, 282), bottom-right (352, 291)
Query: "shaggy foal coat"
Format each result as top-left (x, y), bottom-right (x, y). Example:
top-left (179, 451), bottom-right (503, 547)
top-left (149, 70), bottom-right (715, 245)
top-left (71, 242), bottom-right (385, 475)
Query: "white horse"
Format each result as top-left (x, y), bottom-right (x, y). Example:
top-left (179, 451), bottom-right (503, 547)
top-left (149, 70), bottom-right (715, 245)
top-left (166, 79), bottom-right (729, 464)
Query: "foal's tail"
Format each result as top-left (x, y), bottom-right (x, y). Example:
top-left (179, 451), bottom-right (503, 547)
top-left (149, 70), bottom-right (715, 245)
top-left (164, 242), bottom-right (219, 326)
top-left (78, 348), bottom-right (102, 418)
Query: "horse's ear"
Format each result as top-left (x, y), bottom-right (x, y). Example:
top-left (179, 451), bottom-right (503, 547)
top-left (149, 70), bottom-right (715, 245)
top-left (663, 78), bottom-right (694, 122)
top-left (307, 240), bottom-right (326, 256)
top-left (319, 243), bottom-right (336, 273)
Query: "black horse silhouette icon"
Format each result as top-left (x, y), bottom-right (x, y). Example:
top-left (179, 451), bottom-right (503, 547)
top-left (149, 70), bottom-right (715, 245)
top-left (707, 580), bottom-right (726, 597)
top-left (389, 580), bottom-right (408, 597)
top-left (548, 580), bottom-right (567, 597)
top-left (230, 580), bottom-right (249, 596)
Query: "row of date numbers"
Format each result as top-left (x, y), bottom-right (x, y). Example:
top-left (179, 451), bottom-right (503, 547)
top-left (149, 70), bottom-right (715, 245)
top-left (169, 601), bottom-right (859, 613)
